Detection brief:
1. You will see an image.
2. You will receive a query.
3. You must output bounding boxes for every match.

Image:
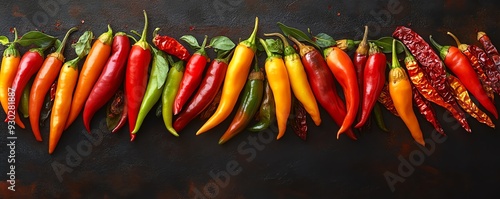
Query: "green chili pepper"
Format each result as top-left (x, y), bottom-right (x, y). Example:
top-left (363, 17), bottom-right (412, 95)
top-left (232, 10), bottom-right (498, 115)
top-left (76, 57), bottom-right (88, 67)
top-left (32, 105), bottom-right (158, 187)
top-left (19, 80), bottom-right (32, 118)
top-left (373, 103), bottom-right (389, 132)
top-left (219, 58), bottom-right (264, 144)
top-left (162, 58), bottom-right (184, 137)
top-left (248, 78), bottom-right (275, 132)
top-left (132, 47), bottom-right (170, 134)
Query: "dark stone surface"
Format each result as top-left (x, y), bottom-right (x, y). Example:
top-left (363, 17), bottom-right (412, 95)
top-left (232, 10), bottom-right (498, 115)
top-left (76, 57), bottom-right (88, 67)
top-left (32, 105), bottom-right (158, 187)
top-left (1, 0), bottom-right (500, 198)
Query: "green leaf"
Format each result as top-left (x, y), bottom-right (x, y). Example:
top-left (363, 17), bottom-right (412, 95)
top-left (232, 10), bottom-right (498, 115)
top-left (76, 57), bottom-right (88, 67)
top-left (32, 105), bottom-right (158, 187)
top-left (151, 47), bottom-right (169, 89)
top-left (314, 33), bottom-right (336, 48)
top-left (209, 36), bottom-right (235, 52)
top-left (265, 38), bottom-right (283, 55)
top-left (0, 36), bottom-right (9, 45)
top-left (16, 31), bottom-right (57, 48)
top-left (373, 37), bottom-right (405, 54)
top-left (180, 35), bottom-right (200, 50)
top-left (277, 22), bottom-right (320, 49)
top-left (72, 31), bottom-right (94, 59)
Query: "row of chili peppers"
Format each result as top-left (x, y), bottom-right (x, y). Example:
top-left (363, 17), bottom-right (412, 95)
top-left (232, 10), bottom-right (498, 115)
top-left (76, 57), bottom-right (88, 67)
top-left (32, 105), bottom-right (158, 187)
top-left (1, 12), bottom-right (499, 153)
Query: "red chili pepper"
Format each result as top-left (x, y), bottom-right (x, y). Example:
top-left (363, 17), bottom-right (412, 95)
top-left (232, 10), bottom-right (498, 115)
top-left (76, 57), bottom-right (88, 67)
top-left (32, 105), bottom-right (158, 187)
top-left (288, 36), bottom-right (357, 140)
top-left (429, 36), bottom-right (498, 119)
top-left (153, 28), bottom-right (191, 61)
top-left (324, 46), bottom-right (360, 138)
top-left (478, 31), bottom-right (500, 72)
top-left (354, 43), bottom-right (386, 128)
top-left (173, 51), bottom-right (231, 132)
top-left (378, 83), bottom-right (399, 117)
top-left (412, 84), bottom-right (444, 135)
top-left (353, 26), bottom-right (369, 124)
top-left (173, 36), bottom-right (209, 115)
top-left (125, 11), bottom-right (152, 140)
top-left (469, 45), bottom-right (500, 95)
top-left (83, 32), bottom-right (131, 132)
top-left (10, 48), bottom-right (46, 115)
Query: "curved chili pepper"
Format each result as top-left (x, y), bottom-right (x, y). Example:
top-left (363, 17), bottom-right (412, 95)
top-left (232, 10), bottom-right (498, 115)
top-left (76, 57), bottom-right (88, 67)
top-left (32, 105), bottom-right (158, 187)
top-left (288, 36), bottom-right (356, 140)
top-left (248, 80), bottom-right (275, 132)
top-left (469, 43), bottom-right (500, 95)
top-left (324, 46), bottom-right (360, 139)
top-left (19, 81), bottom-right (31, 118)
top-left (478, 31), bottom-right (500, 72)
top-left (389, 39), bottom-right (425, 146)
top-left (83, 32), bottom-right (131, 132)
top-left (448, 74), bottom-right (495, 128)
top-left (10, 47), bottom-right (47, 119)
top-left (162, 60), bottom-right (184, 137)
top-left (153, 28), bottom-right (190, 61)
top-left (403, 47), bottom-right (470, 133)
top-left (264, 33), bottom-right (321, 126)
top-left (173, 51), bottom-right (232, 132)
top-left (29, 27), bottom-right (77, 141)
top-left (219, 62), bottom-right (264, 144)
top-left (132, 47), bottom-right (169, 134)
top-left (446, 32), bottom-right (496, 99)
top-left (125, 11), bottom-right (152, 140)
top-left (412, 84), bottom-right (444, 135)
top-left (106, 90), bottom-right (128, 133)
top-left (0, 28), bottom-right (24, 128)
top-left (373, 103), bottom-right (389, 132)
top-left (49, 31), bottom-right (92, 154)
top-left (392, 26), bottom-right (456, 105)
top-left (353, 26), bottom-right (369, 125)
top-left (378, 83), bottom-right (399, 117)
top-left (355, 42), bottom-right (386, 128)
top-left (65, 25), bottom-right (113, 129)
top-left (429, 36), bottom-right (498, 119)
top-left (260, 38), bottom-right (291, 140)
top-left (196, 17), bottom-right (259, 135)
top-left (173, 35), bottom-right (209, 115)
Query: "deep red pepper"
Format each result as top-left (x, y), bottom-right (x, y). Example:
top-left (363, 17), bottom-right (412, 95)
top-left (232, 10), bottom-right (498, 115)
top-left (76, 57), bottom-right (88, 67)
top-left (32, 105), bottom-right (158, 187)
top-left (10, 48), bottom-right (46, 113)
top-left (378, 83), bottom-right (399, 117)
top-left (353, 26), bottom-right (369, 126)
top-left (106, 90), bottom-right (128, 133)
top-left (125, 11), bottom-right (152, 140)
top-left (153, 28), bottom-right (191, 61)
top-left (429, 36), bottom-right (498, 119)
top-left (173, 51), bottom-right (231, 132)
top-left (173, 36), bottom-right (209, 115)
top-left (412, 84), bottom-right (444, 135)
top-left (469, 45), bottom-right (500, 94)
top-left (83, 32), bottom-right (131, 132)
top-left (289, 36), bottom-right (357, 140)
top-left (478, 31), bottom-right (500, 72)
top-left (354, 43), bottom-right (386, 128)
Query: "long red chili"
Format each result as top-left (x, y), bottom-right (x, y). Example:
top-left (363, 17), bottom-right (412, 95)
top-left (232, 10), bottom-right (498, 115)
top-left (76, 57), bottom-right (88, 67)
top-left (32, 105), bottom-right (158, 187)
top-left (173, 35), bottom-right (209, 115)
top-left (429, 36), bottom-right (498, 119)
top-left (125, 10), bottom-right (151, 140)
top-left (469, 44), bottom-right (500, 95)
top-left (324, 46), bottom-right (360, 138)
top-left (10, 48), bottom-right (46, 114)
top-left (83, 32), bottom-right (131, 132)
top-left (478, 31), bottom-right (500, 72)
top-left (173, 51), bottom-right (231, 132)
top-left (354, 43), bottom-right (386, 128)
top-left (288, 36), bottom-right (357, 140)
top-left (353, 26), bottom-right (369, 124)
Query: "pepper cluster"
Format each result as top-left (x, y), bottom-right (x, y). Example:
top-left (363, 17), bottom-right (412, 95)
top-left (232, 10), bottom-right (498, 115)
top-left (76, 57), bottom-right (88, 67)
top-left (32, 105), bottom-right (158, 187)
top-left (1, 11), bottom-right (499, 154)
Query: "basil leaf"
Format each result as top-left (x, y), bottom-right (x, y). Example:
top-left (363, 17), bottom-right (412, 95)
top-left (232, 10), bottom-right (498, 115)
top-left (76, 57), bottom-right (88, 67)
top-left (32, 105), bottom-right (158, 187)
top-left (277, 22), bottom-right (320, 49)
top-left (210, 36), bottom-right (235, 52)
top-left (72, 31), bottom-right (94, 58)
top-left (314, 33), bottom-right (336, 48)
top-left (373, 37), bottom-right (404, 54)
top-left (265, 38), bottom-right (283, 55)
top-left (16, 31), bottom-right (57, 48)
top-left (0, 36), bottom-right (9, 45)
top-left (152, 47), bottom-right (169, 89)
top-left (180, 35), bottom-right (200, 50)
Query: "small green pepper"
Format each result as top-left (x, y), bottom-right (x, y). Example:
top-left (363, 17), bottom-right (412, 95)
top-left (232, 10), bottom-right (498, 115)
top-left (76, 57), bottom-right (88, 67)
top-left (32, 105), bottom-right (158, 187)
top-left (219, 58), bottom-right (264, 144)
top-left (248, 78), bottom-right (275, 132)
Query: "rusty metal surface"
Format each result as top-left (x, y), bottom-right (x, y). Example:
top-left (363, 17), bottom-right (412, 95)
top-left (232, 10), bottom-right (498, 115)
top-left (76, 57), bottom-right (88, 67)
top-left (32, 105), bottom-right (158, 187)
top-left (1, 0), bottom-right (500, 198)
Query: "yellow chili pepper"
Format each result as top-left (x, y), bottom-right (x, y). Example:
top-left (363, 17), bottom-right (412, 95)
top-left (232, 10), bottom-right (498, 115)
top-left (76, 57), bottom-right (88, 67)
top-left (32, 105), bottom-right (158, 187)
top-left (389, 39), bottom-right (425, 146)
top-left (259, 38), bottom-right (291, 139)
top-left (264, 33), bottom-right (321, 126)
top-left (196, 17), bottom-right (258, 135)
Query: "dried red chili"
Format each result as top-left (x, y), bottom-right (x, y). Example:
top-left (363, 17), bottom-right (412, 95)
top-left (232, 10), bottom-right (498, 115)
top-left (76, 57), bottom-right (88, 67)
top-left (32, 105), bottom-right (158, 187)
top-left (378, 83), bottom-right (399, 117)
top-left (412, 84), bottom-right (444, 134)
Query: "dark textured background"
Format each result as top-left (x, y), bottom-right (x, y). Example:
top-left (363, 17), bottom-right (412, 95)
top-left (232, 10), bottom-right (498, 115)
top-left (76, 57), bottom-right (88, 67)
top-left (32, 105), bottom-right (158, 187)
top-left (1, 0), bottom-right (500, 198)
